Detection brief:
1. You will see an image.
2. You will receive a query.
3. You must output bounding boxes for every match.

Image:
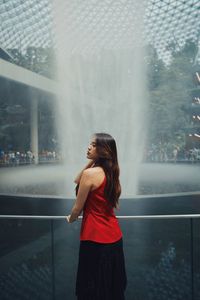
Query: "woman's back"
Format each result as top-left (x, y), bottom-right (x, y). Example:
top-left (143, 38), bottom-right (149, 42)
top-left (80, 168), bottom-right (122, 243)
top-left (87, 166), bottom-right (105, 192)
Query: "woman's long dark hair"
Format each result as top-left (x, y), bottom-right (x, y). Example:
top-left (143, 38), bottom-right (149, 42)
top-left (94, 133), bottom-right (121, 208)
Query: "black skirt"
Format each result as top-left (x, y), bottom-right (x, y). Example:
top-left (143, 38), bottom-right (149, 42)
top-left (76, 238), bottom-right (127, 300)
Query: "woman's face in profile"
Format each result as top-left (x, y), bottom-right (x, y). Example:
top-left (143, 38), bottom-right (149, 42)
top-left (87, 138), bottom-right (98, 160)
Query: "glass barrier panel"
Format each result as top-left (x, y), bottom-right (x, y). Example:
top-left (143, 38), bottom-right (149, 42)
top-left (53, 219), bottom-right (80, 300)
top-left (0, 219), bottom-right (53, 300)
top-left (53, 218), bottom-right (193, 300)
top-left (193, 218), bottom-right (200, 300)
top-left (120, 219), bottom-right (192, 300)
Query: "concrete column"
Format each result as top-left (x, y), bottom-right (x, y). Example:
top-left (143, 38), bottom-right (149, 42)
top-left (30, 95), bottom-right (39, 164)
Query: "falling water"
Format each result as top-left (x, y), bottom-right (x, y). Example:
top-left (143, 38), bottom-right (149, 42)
top-left (53, 0), bottom-right (148, 197)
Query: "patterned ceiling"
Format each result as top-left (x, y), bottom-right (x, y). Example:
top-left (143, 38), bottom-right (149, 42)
top-left (0, 0), bottom-right (199, 64)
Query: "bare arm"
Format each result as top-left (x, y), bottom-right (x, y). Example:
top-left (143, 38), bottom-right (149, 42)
top-left (67, 170), bottom-right (93, 223)
top-left (74, 160), bottom-right (94, 184)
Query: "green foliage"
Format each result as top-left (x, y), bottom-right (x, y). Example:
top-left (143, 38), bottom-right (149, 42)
top-left (7, 47), bottom-right (56, 79)
top-left (1, 43), bottom-right (200, 152)
top-left (147, 39), bottom-right (199, 148)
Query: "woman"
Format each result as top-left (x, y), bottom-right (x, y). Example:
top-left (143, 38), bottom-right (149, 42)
top-left (66, 133), bottom-right (127, 300)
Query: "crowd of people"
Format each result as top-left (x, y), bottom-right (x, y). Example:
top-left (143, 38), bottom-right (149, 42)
top-left (144, 143), bottom-right (200, 163)
top-left (0, 149), bottom-right (59, 167)
top-left (0, 145), bottom-right (200, 167)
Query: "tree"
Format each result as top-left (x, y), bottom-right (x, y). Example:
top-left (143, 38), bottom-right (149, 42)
top-left (7, 47), bottom-right (56, 79)
top-left (147, 39), bottom-right (199, 149)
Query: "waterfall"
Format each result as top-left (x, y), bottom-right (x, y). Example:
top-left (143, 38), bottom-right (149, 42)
top-left (53, 0), bottom-right (148, 197)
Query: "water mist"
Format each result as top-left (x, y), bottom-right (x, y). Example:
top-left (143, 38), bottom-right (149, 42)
top-left (53, 0), bottom-right (148, 197)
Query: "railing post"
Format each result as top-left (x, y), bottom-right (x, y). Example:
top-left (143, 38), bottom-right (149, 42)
top-left (190, 218), bottom-right (194, 300)
top-left (51, 219), bottom-right (56, 300)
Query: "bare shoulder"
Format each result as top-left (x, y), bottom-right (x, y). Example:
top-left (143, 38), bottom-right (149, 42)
top-left (82, 167), bottom-right (105, 190)
top-left (83, 167), bottom-right (100, 176)
top-left (81, 168), bottom-right (93, 179)
top-left (79, 169), bottom-right (94, 187)
top-left (83, 167), bottom-right (104, 178)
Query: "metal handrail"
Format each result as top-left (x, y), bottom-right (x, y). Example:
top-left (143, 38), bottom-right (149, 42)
top-left (0, 214), bottom-right (200, 219)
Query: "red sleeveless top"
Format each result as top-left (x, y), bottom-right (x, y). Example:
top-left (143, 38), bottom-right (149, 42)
top-left (80, 176), bottom-right (122, 243)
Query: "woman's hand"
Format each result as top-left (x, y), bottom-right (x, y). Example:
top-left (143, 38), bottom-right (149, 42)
top-left (66, 215), bottom-right (71, 223)
top-left (66, 214), bottom-right (79, 223)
